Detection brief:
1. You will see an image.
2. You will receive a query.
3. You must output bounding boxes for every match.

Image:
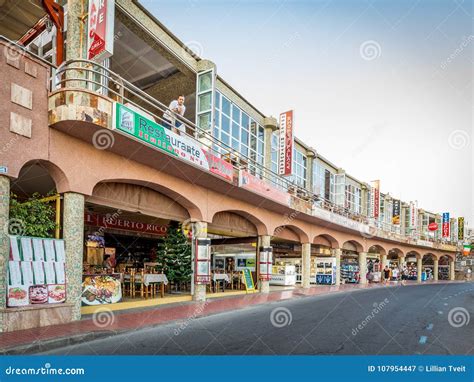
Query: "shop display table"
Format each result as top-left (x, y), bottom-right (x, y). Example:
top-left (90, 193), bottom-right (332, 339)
top-left (212, 273), bottom-right (230, 292)
top-left (123, 273), bottom-right (168, 298)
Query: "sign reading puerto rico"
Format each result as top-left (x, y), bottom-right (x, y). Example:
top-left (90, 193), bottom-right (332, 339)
top-left (87, 0), bottom-right (115, 61)
top-left (85, 212), bottom-right (168, 236)
top-left (115, 103), bottom-right (236, 182)
top-left (278, 110), bottom-right (293, 176)
top-left (442, 212), bottom-right (450, 238)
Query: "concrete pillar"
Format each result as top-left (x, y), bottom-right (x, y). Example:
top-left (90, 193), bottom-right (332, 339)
top-left (359, 252), bottom-right (367, 284)
top-left (417, 257), bottom-right (422, 283)
top-left (63, 192), bottom-right (85, 320)
top-left (332, 248), bottom-right (342, 286)
top-left (193, 221), bottom-right (208, 301)
top-left (258, 235), bottom-right (271, 293)
top-left (302, 243), bottom-right (311, 288)
top-left (381, 253), bottom-right (388, 270)
top-left (263, 117), bottom-right (278, 171)
top-left (65, 0), bottom-right (85, 61)
top-left (449, 259), bottom-right (455, 281)
top-left (399, 255), bottom-right (406, 267)
top-left (0, 176), bottom-right (10, 332)
top-left (433, 258), bottom-right (439, 281)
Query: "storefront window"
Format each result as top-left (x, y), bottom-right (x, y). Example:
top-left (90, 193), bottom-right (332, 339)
top-left (197, 69), bottom-right (215, 131)
top-left (291, 148), bottom-right (307, 188)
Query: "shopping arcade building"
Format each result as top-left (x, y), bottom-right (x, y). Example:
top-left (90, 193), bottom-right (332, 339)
top-left (0, 0), bottom-right (462, 332)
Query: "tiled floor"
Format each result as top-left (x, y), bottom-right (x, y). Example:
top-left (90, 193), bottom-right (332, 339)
top-left (0, 280), bottom-right (459, 352)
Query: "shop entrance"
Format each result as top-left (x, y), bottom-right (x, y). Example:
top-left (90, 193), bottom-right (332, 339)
top-left (405, 253), bottom-right (419, 280)
top-left (270, 239), bottom-right (300, 290)
top-left (340, 251), bottom-right (360, 284)
top-left (438, 256), bottom-right (450, 280)
top-left (422, 254), bottom-right (435, 281)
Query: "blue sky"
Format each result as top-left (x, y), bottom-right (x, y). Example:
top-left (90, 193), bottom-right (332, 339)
top-left (140, 0), bottom-right (473, 225)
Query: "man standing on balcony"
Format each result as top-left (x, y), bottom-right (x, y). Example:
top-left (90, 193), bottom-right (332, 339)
top-left (163, 95), bottom-right (186, 133)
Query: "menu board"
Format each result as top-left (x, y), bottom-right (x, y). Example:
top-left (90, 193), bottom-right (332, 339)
top-left (21, 237), bottom-right (33, 261)
top-left (44, 261), bottom-right (57, 284)
top-left (8, 261), bottom-right (22, 285)
top-left (43, 239), bottom-right (56, 262)
top-left (32, 238), bottom-right (45, 261)
top-left (242, 269), bottom-right (256, 292)
top-left (9, 236), bottom-right (21, 261)
top-left (54, 240), bottom-right (66, 262)
top-left (54, 262), bottom-right (66, 284)
top-left (20, 261), bottom-right (34, 286)
top-left (32, 261), bottom-right (46, 285)
top-left (6, 236), bottom-right (67, 308)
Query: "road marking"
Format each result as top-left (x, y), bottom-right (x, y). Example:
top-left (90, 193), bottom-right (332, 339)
top-left (438, 311), bottom-right (443, 315)
top-left (419, 336), bottom-right (428, 344)
top-left (426, 324), bottom-right (433, 330)
top-left (443, 303), bottom-right (448, 306)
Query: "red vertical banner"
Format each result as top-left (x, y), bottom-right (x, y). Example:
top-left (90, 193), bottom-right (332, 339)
top-left (87, 0), bottom-right (115, 62)
top-left (278, 110), bottom-right (294, 176)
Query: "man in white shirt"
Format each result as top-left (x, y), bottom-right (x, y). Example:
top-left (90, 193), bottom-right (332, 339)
top-left (163, 95), bottom-right (186, 132)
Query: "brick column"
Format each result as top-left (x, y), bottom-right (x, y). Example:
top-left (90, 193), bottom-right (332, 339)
top-left (332, 248), bottom-right (342, 286)
top-left (0, 176), bottom-right (10, 332)
top-left (193, 221), bottom-right (208, 302)
top-left (258, 235), bottom-right (271, 293)
top-left (433, 258), bottom-right (439, 281)
top-left (359, 252), bottom-right (367, 284)
top-left (63, 192), bottom-right (85, 321)
top-left (302, 243), bottom-right (311, 288)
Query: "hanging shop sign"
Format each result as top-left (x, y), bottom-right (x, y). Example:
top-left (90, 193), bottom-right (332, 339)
top-left (392, 199), bottom-right (400, 225)
top-left (370, 180), bottom-right (380, 218)
top-left (428, 222), bottom-right (438, 231)
top-left (84, 212), bottom-right (168, 236)
top-left (87, 0), bottom-right (115, 62)
top-left (409, 201), bottom-right (418, 230)
top-left (458, 217), bottom-right (464, 241)
top-left (442, 212), bottom-right (450, 238)
top-left (278, 110), bottom-right (293, 176)
top-left (239, 169), bottom-right (291, 206)
top-left (202, 150), bottom-right (234, 182)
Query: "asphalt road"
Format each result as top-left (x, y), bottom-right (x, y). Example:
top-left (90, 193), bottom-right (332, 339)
top-left (42, 282), bottom-right (473, 355)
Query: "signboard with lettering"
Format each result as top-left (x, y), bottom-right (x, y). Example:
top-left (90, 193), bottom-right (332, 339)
top-left (278, 110), bottom-right (293, 176)
top-left (370, 180), bottom-right (380, 219)
top-left (239, 169), bottom-right (291, 206)
top-left (442, 213), bottom-right (450, 238)
top-left (85, 212), bottom-right (168, 236)
top-left (458, 217), bottom-right (464, 241)
top-left (409, 201), bottom-right (418, 230)
top-left (392, 199), bottom-right (400, 225)
top-left (242, 268), bottom-right (256, 292)
top-left (87, 0), bottom-right (115, 62)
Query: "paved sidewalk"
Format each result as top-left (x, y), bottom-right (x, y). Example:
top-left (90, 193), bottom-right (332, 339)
top-left (0, 280), bottom-right (462, 354)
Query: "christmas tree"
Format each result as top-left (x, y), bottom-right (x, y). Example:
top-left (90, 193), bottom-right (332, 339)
top-left (156, 222), bottom-right (192, 290)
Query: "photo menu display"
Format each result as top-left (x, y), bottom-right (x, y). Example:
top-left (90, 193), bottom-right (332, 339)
top-left (7, 236), bottom-right (67, 308)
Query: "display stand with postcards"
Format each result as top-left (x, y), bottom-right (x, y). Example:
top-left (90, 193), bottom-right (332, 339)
top-left (6, 236), bottom-right (67, 308)
top-left (315, 257), bottom-right (336, 285)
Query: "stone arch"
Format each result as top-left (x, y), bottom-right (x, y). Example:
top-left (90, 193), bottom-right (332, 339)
top-left (388, 247), bottom-right (404, 260)
top-left (89, 180), bottom-right (203, 221)
top-left (342, 240), bottom-right (364, 253)
top-left (422, 252), bottom-right (436, 265)
top-left (210, 210), bottom-right (268, 236)
top-left (273, 224), bottom-right (310, 243)
top-left (13, 159), bottom-right (71, 195)
top-left (439, 254), bottom-right (453, 264)
top-left (313, 233), bottom-right (340, 249)
top-left (367, 244), bottom-right (387, 256)
top-left (405, 250), bottom-right (421, 260)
